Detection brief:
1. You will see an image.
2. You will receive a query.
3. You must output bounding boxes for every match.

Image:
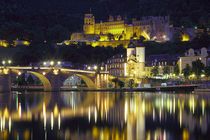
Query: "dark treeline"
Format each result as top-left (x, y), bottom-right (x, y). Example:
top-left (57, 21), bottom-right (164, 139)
top-left (0, 32), bottom-right (209, 66)
top-left (145, 32), bottom-right (210, 55)
top-left (0, 43), bottom-right (126, 66)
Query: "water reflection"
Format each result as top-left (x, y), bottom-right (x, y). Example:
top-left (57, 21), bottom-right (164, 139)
top-left (0, 91), bottom-right (209, 139)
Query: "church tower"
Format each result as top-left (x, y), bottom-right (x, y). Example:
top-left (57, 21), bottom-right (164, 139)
top-left (135, 44), bottom-right (145, 77)
top-left (125, 42), bottom-right (145, 78)
top-left (83, 13), bottom-right (95, 34)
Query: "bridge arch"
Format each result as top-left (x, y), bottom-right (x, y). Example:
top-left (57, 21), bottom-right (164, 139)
top-left (27, 71), bottom-right (52, 91)
top-left (11, 69), bottom-right (52, 92)
top-left (62, 74), bottom-right (96, 89)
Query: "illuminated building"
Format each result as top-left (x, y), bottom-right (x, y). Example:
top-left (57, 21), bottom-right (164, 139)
top-left (68, 13), bottom-right (170, 47)
top-left (125, 42), bottom-right (145, 78)
top-left (106, 41), bottom-right (145, 79)
top-left (106, 54), bottom-right (126, 77)
top-left (0, 40), bottom-right (30, 48)
top-left (145, 54), bottom-right (179, 77)
top-left (0, 40), bottom-right (9, 47)
top-left (181, 33), bottom-right (190, 42)
top-left (178, 47), bottom-right (208, 73)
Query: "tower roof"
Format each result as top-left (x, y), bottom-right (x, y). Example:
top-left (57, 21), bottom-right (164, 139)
top-left (128, 42), bottom-right (135, 48)
top-left (128, 41), bottom-right (145, 48)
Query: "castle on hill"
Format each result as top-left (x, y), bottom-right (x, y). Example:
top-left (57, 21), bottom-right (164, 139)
top-left (61, 13), bottom-right (196, 47)
top-left (67, 13), bottom-right (170, 47)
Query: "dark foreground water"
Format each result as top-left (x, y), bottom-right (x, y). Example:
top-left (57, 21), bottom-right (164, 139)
top-left (0, 91), bottom-right (209, 140)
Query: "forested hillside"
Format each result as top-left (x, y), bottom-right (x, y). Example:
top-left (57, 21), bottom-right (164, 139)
top-left (0, 0), bottom-right (209, 42)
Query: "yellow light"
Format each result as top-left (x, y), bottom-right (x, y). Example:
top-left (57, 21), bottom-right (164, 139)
top-left (18, 103), bottom-right (22, 118)
top-left (94, 65), bottom-right (98, 70)
top-left (100, 67), bottom-right (104, 71)
top-left (42, 72), bottom-right (46, 75)
top-left (181, 34), bottom-right (190, 42)
top-left (87, 66), bottom-right (91, 70)
top-left (182, 129), bottom-right (189, 140)
top-left (23, 41), bottom-right (30, 46)
top-left (57, 61), bottom-right (61, 65)
top-left (3, 108), bottom-right (9, 118)
top-left (8, 60), bottom-right (12, 64)
top-left (141, 31), bottom-right (150, 40)
top-left (51, 112), bottom-right (54, 130)
top-left (18, 72), bottom-right (22, 76)
top-left (3, 68), bottom-right (9, 74)
top-left (201, 74), bottom-right (205, 78)
top-left (53, 105), bottom-right (59, 117)
top-left (0, 40), bottom-right (9, 48)
top-left (2, 61), bottom-right (5, 65)
top-left (64, 41), bottom-right (70, 45)
top-left (53, 69), bottom-right (59, 75)
top-left (50, 61), bottom-right (54, 66)
top-left (43, 62), bottom-right (47, 66)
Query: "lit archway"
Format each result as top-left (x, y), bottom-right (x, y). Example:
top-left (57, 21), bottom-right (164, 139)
top-left (27, 71), bottom-right (52, 92)
top-left (75, 74), bottom-right (96, 88)
top-left (63, 74), bottom-right (96, 89)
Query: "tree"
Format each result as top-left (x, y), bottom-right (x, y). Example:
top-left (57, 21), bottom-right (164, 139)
top-left (163, 66), bottom-right (170, 75)
top-left (174, 64), bottom-right (180, 76)
top-left (182, 64), bottom-right (192, 79)
top-left (112, 78), bottom-right (119, 88)
top-left (128, 79), bottom-right (135, 89)
top-left (139, 35), bottom-right (146, 42)
top-left (111, 78), bottom-right (124, 89)
top-left (205, 66), bottom-right (210, 78)
top-left (27, 75), bottom-right (35, 85)
top-left (151, 66), bottom-right (159, 76)
top-left (16, 73), bottom-right (27, 86)
top-left (118, 80), bottom-right (125, 89)
top-left (191, 59), bottom-right (205, 78)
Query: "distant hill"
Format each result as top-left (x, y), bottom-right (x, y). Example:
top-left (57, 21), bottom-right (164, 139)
top-left (0, 0), bottom-right (209, 42)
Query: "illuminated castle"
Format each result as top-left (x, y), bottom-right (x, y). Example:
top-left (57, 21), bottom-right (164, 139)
top-left (69, 13), bottom-right (170, 47)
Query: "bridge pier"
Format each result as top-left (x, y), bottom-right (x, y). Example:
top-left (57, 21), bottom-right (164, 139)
top-left (47, 74), bottom-right (63, 92)
top-left (0, 73), bottom-right (11, 93)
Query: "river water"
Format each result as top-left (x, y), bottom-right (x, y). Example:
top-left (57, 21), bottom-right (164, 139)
top-left (0, 91), bottom-right (209, 140)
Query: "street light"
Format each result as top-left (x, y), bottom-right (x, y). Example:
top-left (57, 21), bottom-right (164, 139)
top-left (2, 59), bottom-right (12, 66)
top-left (2, 60), bottom-right (6, 65)
top-left (57, 61), bottom-right (61, 65)
top-left (8, 60), bottom-right (12, 64)
top-left (43, 61), bottom-right (47, 66)
top-left (50, 61), bottom-right (54, 66)
top-left (18, 72), bottom-right (22, 76)
top-left (94, 65), bottom-right (98, 70)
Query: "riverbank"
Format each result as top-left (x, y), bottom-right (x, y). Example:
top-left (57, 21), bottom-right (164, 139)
top-left (12, 85), bottom-right (199, 93)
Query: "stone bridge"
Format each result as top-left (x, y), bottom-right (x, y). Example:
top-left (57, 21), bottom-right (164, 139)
top-left (0, 66), bottom-right (110, 92)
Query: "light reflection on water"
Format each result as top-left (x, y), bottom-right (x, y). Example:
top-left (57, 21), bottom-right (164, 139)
top-left (0, 91), bottom-right (209, 140)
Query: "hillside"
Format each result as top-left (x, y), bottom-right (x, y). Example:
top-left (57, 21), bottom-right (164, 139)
top-left (0, 0), bottom-right (209, 42)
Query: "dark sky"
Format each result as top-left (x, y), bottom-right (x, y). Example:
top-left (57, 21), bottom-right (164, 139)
top-left (0, 0), bottom-right (209, 29)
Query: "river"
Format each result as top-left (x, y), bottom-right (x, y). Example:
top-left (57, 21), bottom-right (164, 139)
top-left (0, 91), bottom-right (209, 140)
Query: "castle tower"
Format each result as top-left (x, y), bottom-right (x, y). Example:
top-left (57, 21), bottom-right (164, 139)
top-left (83, 13), bottom-right (95, 34)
